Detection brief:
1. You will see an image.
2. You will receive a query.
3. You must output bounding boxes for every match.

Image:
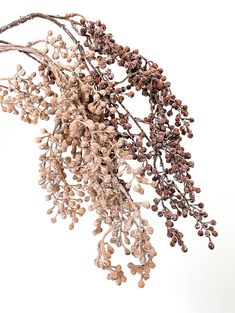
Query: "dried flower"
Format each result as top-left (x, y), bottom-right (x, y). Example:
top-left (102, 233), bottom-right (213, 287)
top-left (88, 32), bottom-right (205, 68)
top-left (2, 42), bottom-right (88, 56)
top-left (0, 12), bottom-right (218, 288)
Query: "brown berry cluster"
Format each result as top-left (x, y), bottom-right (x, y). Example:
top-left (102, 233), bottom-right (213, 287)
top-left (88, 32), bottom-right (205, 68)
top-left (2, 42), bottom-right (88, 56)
top-left (0, 12), bottom-right (218, 287)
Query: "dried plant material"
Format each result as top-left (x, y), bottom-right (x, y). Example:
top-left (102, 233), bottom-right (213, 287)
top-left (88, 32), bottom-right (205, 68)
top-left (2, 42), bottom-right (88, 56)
top-left (0, 12), bottom-right (218, 288)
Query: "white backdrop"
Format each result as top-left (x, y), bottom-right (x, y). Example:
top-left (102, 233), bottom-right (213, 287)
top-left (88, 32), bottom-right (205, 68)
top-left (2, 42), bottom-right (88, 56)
top-left (0, 1), bottom-right (234, 313)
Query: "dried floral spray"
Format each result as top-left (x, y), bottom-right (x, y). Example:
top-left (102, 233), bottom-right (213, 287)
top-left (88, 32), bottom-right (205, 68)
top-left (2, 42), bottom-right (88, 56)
top-left (0, 13), bottom-right (218, 287)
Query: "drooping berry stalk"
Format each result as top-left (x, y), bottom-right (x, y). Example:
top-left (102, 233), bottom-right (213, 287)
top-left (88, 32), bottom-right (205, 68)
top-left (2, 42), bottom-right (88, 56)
top-left (0, 12), bottom-right (217, 287)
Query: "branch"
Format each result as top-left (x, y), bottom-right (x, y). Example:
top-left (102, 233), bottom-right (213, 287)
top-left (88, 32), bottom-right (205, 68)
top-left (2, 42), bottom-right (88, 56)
top-left (0, 13), bottom-right (96, 74)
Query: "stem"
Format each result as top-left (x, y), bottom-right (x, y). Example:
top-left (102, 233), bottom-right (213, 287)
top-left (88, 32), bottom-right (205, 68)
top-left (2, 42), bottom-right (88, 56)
top-left (118, 101), bottom-right (151, 142)
top-left (0, 40), bottom-right (41, 64)
top-left (0, 13), bottom-right (96, 74)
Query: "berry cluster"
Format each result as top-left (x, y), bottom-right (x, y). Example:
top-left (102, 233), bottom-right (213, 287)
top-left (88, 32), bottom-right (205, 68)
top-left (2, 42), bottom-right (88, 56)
top-left (0, 12), bottom-right (217, 287)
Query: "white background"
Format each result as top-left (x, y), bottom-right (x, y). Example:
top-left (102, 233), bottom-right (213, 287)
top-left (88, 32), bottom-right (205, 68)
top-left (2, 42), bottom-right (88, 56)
top-left (0, 1), bottom-right (234, 312)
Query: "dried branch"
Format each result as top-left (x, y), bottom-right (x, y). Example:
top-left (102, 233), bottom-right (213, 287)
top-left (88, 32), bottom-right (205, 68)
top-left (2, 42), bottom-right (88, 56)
top-left (0, 12), bottom-right (217, 288)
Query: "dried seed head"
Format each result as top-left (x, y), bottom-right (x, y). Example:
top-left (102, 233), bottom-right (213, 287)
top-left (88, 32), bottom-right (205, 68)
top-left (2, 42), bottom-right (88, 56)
top-left (0, 12), bottom-right (217, 289)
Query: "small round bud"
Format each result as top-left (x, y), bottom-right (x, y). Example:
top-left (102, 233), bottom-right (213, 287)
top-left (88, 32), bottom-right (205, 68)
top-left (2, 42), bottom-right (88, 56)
top-left (35, 137), bottom-right (42, 143)
top-left (146, 226), bottom-right (154, 234)
top-left (45, 195), bottom-right (51, 201)
top-left (51, 217), bottom-right (57, 224)
top-left (208, 242), bottom-right (215, 250)
top-left (80, 28), bottom-right (87, 35)
top-left (198, 229), bottom-right (203, 236)
top-left (165, 220), bottom-right (174, 228)
top-left (127, 91), bottom-right (134, 98)
top-left (138, 279), bottom-right (145, 288)
top-left (127, 262), bottom-right (134, 269)
top-left (151, 205), bottom-right (158, 212)
top-left (172, 214), bottom-right (178, 221)
top-left (198, 202), bottom-right (204, 209)
top-left (69, 223), bottom-right (74, 230)
top-left (52, 52), bottom-right (59, 60)
top-left (212, 230), bottom-right (218, 237)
